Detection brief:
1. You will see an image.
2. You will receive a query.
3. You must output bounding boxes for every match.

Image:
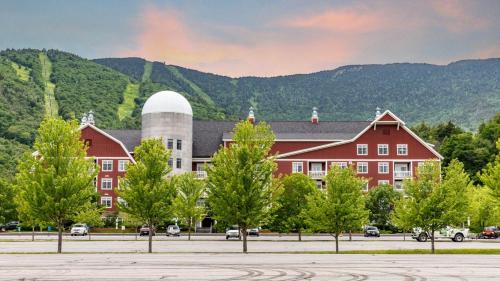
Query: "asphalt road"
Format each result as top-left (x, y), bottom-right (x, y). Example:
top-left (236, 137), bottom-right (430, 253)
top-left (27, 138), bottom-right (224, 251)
top-left (0, 253), bottom-right (498, 280)
top-left (0, 235), bottom-right (498, 253)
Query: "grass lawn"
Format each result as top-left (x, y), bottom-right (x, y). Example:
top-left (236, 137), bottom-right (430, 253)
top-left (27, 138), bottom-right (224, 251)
top-left (142, 61), bottom-right (152, 83)
top-left (117, 83), bottom-right (139, 120)
top-left (38, 52), bottom-right (58, 117)
top-left (10, 61), bottom-right (30, 81)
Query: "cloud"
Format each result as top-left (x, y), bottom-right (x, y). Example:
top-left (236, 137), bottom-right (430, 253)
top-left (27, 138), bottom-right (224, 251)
top-left (430, 0), bottom-right (491, 32)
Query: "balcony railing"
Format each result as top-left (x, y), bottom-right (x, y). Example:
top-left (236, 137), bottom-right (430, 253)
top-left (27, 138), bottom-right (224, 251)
top-left (394, 171), bottom-right (412, 178)
top-left (194, 171), bottom-right (207, 179)
top-left (308, 170), bottom-right (326, 179)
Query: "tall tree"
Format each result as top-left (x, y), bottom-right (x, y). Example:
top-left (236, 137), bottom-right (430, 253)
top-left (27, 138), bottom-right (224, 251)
top-left (303, 165), bottom-right (368, 253)
top-left (117, 138), bottom-right (176, 253)
top-left (480, 139), bottom-right (500, 200)
top-left (15, 117), bottom-right (98, 253)
top-left (207, 121), bottom-right (279, 253)
top-left (394, 160), bottom-right (471, 253)
top-left (0, 179), bottom-right (17, 225)
top-left (272, 173), bottom-right (317, 241)
top-left (467, 186), bottom-right (500, 233)
top-left (365, 184), bottom-right (401, 231)
top-left (172, 172), bottom-right (206, 240)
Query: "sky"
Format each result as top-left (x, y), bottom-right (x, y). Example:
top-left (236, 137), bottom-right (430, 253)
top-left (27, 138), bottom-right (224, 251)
top-left (1, 0), bottom-right (499, 77)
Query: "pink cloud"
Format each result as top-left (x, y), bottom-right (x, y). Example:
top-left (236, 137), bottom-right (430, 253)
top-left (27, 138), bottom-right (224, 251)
top-left (430, 0), bottom-right (491, 32)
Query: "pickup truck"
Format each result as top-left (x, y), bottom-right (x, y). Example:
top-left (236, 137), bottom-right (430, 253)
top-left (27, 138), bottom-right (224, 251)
top-left (412, 226), bottom-right (469, 242)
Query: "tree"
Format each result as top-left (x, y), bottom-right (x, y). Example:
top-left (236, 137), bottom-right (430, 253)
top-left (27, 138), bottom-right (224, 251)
top-left (74, 203), bottom-right (104, 240)
top-left (207, 121), bottom-right (279, 253)
top-left (467, 186), bottom-right (500, 233)
top-left (14, 117), bottom-right (98, 253)
top-left (117, 138), bottom-right (176, 253)
top-left (365, 184), bottom-right (401, 231)
top-left (480, 139), bottom-right (500, 200)
top-left (172, 172), bottom-right (206, 240)
top-left (303, 165), bottom-right (368, 253)
top-left (394, 160), bottom-right (471, 253)
top-left (391, 196), bottom-right (414, 241)
top-left (0, 179), bottom-right (17, 225)
top-left (272, 173), bottom-right (317, 241)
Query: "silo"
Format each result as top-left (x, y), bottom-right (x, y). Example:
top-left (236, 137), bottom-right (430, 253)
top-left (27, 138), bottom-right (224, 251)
top-left (141, 90), bottom-right (193, 174)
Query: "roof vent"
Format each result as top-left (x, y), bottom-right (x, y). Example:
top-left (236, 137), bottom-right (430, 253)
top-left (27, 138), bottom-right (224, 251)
top-left (375, 107), bottom-right (381, 118)
top-left (81, 111), bottom-right (95, 126)
top-left (248, 107), bottom-right (255, 124)
top-left (311, 107), bottom-right (319, 124)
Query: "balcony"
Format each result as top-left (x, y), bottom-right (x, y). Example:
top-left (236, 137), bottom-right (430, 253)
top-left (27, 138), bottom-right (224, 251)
top-left (308, 170), bottom-right (326, 179)
top-left (194, 171), bottom-right (207, 179)
top-left (394, 171), bottom-right (412, 178)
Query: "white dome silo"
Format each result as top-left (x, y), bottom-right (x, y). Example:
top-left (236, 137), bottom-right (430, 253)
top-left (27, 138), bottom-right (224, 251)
top-left (141, 91), bottom-right (193, 174)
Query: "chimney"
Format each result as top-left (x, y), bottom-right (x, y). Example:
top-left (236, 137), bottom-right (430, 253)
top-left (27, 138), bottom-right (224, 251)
top-left (248, 107), bottom-right (255, 124)
top-left (311, 107), bottom-right (319, 124)
top-left (375, 107), bottom-right (381, 118)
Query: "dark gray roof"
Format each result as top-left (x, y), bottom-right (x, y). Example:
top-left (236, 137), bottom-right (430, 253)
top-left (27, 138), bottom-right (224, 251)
top-left (104, 120), bottom-right (370, 158)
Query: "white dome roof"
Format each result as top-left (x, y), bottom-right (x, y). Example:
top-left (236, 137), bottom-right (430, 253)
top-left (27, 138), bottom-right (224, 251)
top-left (141, 91), bottom-right (193, 115)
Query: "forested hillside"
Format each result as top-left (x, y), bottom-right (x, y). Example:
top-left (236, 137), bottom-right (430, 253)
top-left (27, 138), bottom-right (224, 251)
top-left (0, 48), bottom-right (499, 178)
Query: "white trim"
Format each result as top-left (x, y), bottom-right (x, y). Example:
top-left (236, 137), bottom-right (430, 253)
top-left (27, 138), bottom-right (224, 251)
top-left (378, 180), bottom-right (390, 185)
top-left (222, 138), bottom-right (345, 142)
top-left (378, 162), bottom-right (389, 174)
top-left (118, 160), bottom-right (128, 172)
top-left (357, 144), bottom-right (368, 156)
top-left (87, 156), bottom-right (130, 160)
top-left (193, 158), bottom-right (212, 162)
top-left (277, 158), bottom-right (440, 162)
top-left (275, 110), bottom-right (443, 160)
top-left (357, 162), bottom-right (368, 174)
top-left (101, 160), bottom-right (113, 172)
top-left (101, 178), bottom-right (113, 190)
top-left (79, 124), bottom-right (136, 164)
top-left (377, 144), bottom-right (389, 156)
top-left (292, 162), bottom-right (303, 173)
top-left (100, 196), bottom-right (113, 209)
top-left (397, 144), bottom-right (408, 156)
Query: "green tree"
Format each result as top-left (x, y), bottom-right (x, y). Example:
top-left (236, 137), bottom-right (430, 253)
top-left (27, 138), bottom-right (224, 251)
top-left (365, 184), bottom-right (401, 231)
top-left (172, 172), bottom-right (206, 240)
top-left (117, 138), bottom-right (176, 253)
top-left (467, 186), bottom-right (500, 233)
top-left (394, 160), bottom-right (471, 253)
top-left (0, 179), bottom-right (17, 225)
top-left (272, 173), bottom-right (317, 241)
top-left (391, 196), bottom-right (414, 240)
top-left (14, 117), bottom-right (98, 253)
top-left (74, 204), bottom-right (104, 240)
top-left (480, 139), bottom-right (500, 200)
top-left (303, 165), bottom-right (368, 253)
top-left (207, 121), bottom-right (279, 253)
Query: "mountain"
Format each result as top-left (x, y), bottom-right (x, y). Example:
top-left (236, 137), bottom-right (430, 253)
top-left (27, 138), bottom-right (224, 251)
top-left (0, 48), bottom-right (499, 177)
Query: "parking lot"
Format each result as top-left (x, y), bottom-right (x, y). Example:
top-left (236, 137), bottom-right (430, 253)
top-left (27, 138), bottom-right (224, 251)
top-left (0, 253), bottom-right (499, 280)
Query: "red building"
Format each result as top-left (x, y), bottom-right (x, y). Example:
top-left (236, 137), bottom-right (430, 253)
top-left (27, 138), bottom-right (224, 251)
top-left (79, 107), bottom-right (442, 212)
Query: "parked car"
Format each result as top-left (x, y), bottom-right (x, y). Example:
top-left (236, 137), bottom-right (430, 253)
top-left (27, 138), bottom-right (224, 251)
top-left (139, 225), bottom-right (155, 236)
top-left (412, 226), bottom-right (469, 242)
top-left (2, 221), bottom-right (20, 231)
top-left (248, 228), bottom-right (260, 237)
top-left (70, 223), bottom-right (89, 236)
top-left (364, 226), bottom-right (380, 237)
top-left (226, 226), bottom-right (240, 240)
top-left (166, 225), bottom-right (181, 236)
top-left (479, 226), bottom-right (499, 239)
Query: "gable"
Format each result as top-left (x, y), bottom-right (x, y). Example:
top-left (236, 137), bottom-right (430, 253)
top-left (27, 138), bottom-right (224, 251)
top-left (81, 126), bottom-right (134, 160)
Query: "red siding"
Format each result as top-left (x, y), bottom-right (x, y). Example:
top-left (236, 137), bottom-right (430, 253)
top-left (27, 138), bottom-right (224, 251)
top-left (378, 113), bottom-right (397, 122)
top-left (270, 141), bottom-right (332, 155)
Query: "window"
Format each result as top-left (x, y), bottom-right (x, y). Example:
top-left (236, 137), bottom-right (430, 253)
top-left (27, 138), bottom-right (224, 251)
top-left (292, 162), bottom-right (303, 173)
top-left (357, 144), bottom-right (368, 155)
top-left (100, 196), bottom-right (112, 209)
top-left (357, 162), bottom-right (368, 174)
top-left (378, 144), bottom-right (388, 155)
top-left (397, 144), bottom-right (408, 155)
top-left (177, 139), bottom-right (182, 150)
top-left (84, 139), bottom-right (92, 147)
top-left (363, 182), bottom-right (369, 192)
top-left (118, 160), bottom-right (128, 172)
top-left (168, 158), bottom-right (173, 167)
top-left (378, 162), bottom-right (389, 174)
top-left (167, 139), bottom-right (174, 150)
top-left (102, 160), bottom-right (113, 172)
top-left (176, 158), bottom-right (182, 169)
top-left (101, 178), bottom-right (113, 190)
top-left (331, 162), bottom-right (348, 169)
top-left (378, 180), bottom-right (390, 185)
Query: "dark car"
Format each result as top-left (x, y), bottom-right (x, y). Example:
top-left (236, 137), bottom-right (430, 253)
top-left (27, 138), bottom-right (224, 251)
top-left (480, 226), bottom-right (499, 239)
top-left (364, 226), bottom-right (380, 237)
top-left (2, 221), bottom-right (20, 231)
top-left (248, 228), bottom-right (260, 237)
top-left (139, 225), bottom-right (156, 236)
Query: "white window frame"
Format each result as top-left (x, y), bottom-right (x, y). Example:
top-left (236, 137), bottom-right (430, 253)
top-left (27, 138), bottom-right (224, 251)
top-left (101, 178), bottom-right (113, 190)
top-left (118, 160), bottom-right (128, 172)
top-left (378, 144), bottom-right (389, 155)
top-left (357, 144), bottom-right (368, 155)
top-left (357, 162), bottom-right (368, 174)
top-left (102, 160), bottom-right (113, 172)
top-left (100, 196), bottom-right (112, 209)
top-left (378, 162), bottom-right (389, 174)
top-left (331, 162), bottom-right (348, 169)
top-left (292, 162), bottom-right (303, 173)
top-left (378, 180), bottom-right (390, 185)
top-left (397, 144), bottom-right (408, 155)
